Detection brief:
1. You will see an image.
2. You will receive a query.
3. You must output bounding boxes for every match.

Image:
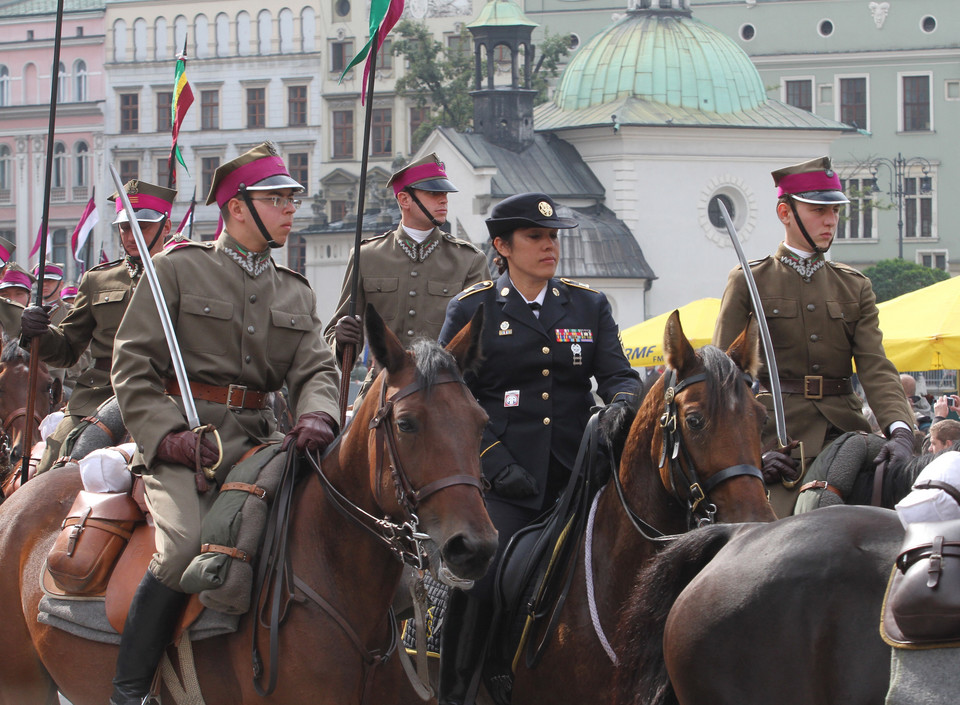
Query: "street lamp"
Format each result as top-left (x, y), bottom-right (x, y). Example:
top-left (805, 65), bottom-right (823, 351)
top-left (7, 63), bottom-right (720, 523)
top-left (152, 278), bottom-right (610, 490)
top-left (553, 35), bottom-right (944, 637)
top-left (866, 153), bottom-right (933, 259)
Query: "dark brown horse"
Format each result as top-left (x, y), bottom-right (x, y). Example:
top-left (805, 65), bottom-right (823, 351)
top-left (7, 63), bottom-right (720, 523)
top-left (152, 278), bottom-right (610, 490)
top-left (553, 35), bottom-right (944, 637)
top-left (0, 306), bottom-right (498, 705)
top-left (614, 504), bottom-right (904, 705)
top-left (0, 339), bottom-right (61, 498)
top-left (505, 311), bottom-right (776, 705)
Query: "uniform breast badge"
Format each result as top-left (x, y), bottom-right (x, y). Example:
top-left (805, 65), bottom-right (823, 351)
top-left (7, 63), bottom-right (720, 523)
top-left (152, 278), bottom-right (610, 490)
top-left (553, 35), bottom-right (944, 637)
top-left (499, 321), bottom-right (513, 336)
top-left (504, 390), bottom-right (520, 407)
top-left (571, 343), bottom-right (583, 366)
top-left (556, 328), bottom-right (593, 343)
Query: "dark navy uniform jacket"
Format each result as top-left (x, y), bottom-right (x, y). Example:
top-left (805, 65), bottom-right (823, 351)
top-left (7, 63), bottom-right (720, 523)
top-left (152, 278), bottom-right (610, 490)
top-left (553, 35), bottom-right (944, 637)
top-left (439, 271), bottom-right (640, 509)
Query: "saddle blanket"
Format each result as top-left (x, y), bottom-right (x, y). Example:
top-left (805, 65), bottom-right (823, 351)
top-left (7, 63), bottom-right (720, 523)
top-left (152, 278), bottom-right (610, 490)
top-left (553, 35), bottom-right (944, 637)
top-left (886, 646), bottom-right (960, 705)
top-left (401, 572), bottom-right (449, 658)
top-left (38, 593), bottom-right (239, 646)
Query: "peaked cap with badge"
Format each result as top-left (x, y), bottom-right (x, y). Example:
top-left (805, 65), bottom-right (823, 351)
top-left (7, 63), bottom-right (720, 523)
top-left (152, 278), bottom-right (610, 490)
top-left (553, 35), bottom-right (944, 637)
top-left (772, 156), bottom-right (850, 205)
top-left (109, 180), bottom-right (177, 224)
top-left (206, 141), bottom-right (304, 208)
top-left (387, 152), bottom-right (458, 195)
top-left (485, 192), bottom-right (578, 238)
top-left (34, 261), bottom-right (65, 282)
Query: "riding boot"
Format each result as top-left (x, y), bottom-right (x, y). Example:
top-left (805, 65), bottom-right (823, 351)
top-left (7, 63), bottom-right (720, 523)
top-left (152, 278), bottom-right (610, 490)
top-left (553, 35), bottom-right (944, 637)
top-left (438, 590), bottom-right (493, 705)
top-left (109, 570), bottom-right (187, 705)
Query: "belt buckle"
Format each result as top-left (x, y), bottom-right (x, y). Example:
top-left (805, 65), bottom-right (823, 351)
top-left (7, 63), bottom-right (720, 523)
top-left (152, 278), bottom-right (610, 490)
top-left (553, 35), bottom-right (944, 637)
top-left (226, 384), bottom-right (248, 410)
top-left (804, 375), bottom-right (823, 400)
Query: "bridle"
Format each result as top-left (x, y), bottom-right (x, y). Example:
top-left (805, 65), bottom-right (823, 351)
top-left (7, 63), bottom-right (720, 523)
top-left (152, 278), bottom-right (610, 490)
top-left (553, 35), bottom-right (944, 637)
top-left (611, 366), bottom-right (765, 540)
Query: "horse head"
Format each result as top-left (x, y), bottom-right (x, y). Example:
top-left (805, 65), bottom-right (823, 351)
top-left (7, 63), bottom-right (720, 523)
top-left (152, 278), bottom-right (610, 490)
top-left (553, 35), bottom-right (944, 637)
top-left (0, 340), bottom-right (59, 468)
top-left (344, 303), bottom-right (498, 587)
top-left (625, 311), bottom-right (775, 529)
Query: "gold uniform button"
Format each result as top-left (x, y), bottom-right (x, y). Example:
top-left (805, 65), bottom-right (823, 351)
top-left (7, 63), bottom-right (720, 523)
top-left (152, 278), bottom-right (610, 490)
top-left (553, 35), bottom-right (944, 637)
top-left (542, 369), bottom-right (549, 377)
top-left (542, 392), bottom-right (549, 400)
top-left (543, 418), bottom-right (551, 425)
top-left (542, 346), bottom-right (550, 354)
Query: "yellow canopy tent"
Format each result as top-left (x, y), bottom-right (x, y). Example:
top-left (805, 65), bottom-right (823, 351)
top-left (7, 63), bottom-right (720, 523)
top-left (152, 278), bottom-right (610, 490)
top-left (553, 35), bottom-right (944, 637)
top-left (620, 298), bottom-right (721, 368)
top-left (876, 275), bottom-right (960, 371)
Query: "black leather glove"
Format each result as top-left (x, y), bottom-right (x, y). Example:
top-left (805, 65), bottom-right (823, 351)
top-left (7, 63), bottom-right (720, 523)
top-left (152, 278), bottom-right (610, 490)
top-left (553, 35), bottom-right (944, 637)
top-left (20, 305), bottom-right (52, 341)
top-left (282, 411), bottom-right (338, 454)
top-left (492, 463), bottom-right (539, 499)
top-left (334, 315), bottom-right (363, 348)
top-left (874, 427), bottom-right (916, 473)
top-left (760, 439), bottom-right (801, 484)
top-left (156, 429), bottom-right (219, 469)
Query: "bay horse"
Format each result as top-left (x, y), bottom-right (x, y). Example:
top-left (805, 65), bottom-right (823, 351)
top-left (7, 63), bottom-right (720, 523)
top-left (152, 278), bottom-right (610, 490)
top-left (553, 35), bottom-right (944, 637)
top-left (504, 311), bottom-right (776, 705)
top-left (0, 338), bottom-right (61, 498)
top-left (614, 504), bottom-right (904, 705)
top-left (0, 305), bottom-right (498, 705)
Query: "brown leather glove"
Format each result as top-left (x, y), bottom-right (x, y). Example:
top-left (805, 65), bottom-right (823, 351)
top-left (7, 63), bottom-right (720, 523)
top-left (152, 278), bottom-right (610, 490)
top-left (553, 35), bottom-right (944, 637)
top-left (20, 305), bottom-right (52, 341)
top-left (156, 429), bottom-right (219, 469)
top-left (760, 439), bottom-right (801, 484)
top-left (334, 315), bottom-right (363, 348)
top-left (282, 411), bottom-right (338, 454)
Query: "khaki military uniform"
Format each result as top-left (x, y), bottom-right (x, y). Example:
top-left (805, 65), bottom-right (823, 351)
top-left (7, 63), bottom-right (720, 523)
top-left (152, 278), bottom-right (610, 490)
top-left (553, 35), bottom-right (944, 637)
top-left (714, 242), bottom-right (914, 516)
top-left (324, 225), bottom-right (488, 361)
top-left (33, 261), bottom-right (135, 472)
top-left (112, 232), bottom-right (340, 589)
top-left (0, 297), bottom-right (24, 339)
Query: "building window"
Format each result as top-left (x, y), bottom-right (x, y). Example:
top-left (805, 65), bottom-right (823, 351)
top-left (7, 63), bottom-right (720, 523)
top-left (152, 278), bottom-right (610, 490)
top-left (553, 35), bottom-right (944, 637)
top-left (409, 106), bottom-right (429, 151)
top-left (74, 141), bottom-right (89, 187)
top-left (0, 66), bottom-right (9, 106)
top-left (157, 158), bottom-right (171, 190)
top-left (57, 62), bottom-right (67, 103)
top-left (376, 40), bottom-right (392, 71)
top-left (903, 174), bottom-right (934, 239)
top-left (288, 234), bottom-right (306, 275)
top-left (902, 75), bottom-right (931, 132)
top-left (921, 16), bottom-right (937, 33)
top-left (371, 108), bottom-right (392, 156)
top-left (0, 144), bottom-right (11, 199)
top-left (120, 93), bottom-right (139, 133)
top-left (331, 41), bottom-right (354, 73)
top-left (201, 157), bottom-right (220, 198)
top-left (838, 177), bottom-right (875, 240)
top-left (818, 19), bottom-right (834, 37)
top-left (52, 228), bottom-right (68, 267)
top-left (52, 142), bottom-right (66, 191)
top-left (918, 250), bottom-right (947, 271)
top-left (74, 60), bottom-right (87, 101)
top-left (739, 24), bottom-right (755, 41)
top-left (156, 91), bottom-right (172, 132)
top-left (330, 199), bottom-right (348, 222)
top-left (784, 79), bottom-right (813, 112)
top-left (839, 77), bottom-right (867, 130)
top-left (201, 90), bottom-right (219, 130)
top-left (119, 159), bottom-right (138, 183)
top-left (288, 152), bottom-right (308, 189)
top-left (706, 195), bottom-right (735, 230)
top-left (333, 110), bottom-right (354, 159)
top-left (288, 85), bottom-right (307, 126)
top-left (247, 87), bottom-right (266, 128)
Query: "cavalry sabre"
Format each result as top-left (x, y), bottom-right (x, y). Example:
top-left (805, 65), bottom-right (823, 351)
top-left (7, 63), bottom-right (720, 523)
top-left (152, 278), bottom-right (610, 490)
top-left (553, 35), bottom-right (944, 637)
top-left (108, 165), bottom-right (221, 475)
top-left (717, 201), bottom-right (789, 448)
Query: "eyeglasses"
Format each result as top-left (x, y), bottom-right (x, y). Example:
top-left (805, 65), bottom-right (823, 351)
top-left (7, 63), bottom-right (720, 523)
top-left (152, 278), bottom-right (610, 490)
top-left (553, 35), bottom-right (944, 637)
top-left (249, 196), bottom-right (303, 210)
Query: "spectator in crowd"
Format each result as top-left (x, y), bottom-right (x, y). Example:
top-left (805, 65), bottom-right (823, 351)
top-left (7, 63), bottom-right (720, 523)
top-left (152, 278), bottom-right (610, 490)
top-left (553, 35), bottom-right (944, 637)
top-left (901, 373), bottom-right (933, 431)
top-left (929, 419), bottom-right (960, 453)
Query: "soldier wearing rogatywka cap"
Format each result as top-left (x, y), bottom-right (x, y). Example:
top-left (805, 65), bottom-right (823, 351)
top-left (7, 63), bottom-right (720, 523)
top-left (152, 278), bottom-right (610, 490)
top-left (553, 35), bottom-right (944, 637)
top-left (0, 264), bottom-right (36, 338)
top-left (324, 152), bottom-right (488, 398)
top-left (107, 142), bottom-right (339, 705)
top-left (713, 156), bottom-right (914, 518)
top-left (20, 179), bottom-right (176, 476)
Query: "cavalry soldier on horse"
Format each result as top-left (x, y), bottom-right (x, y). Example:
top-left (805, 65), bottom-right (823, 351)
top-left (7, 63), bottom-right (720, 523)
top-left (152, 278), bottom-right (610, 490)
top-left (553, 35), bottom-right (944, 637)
top-left (0, 263), bottom-right (34, 337)
top-left (713, 156), bottom-right (916, 517)
top-left (20, 180), bottom-right (176, 475)
top-left (108, 142), bottom-right (340, 705)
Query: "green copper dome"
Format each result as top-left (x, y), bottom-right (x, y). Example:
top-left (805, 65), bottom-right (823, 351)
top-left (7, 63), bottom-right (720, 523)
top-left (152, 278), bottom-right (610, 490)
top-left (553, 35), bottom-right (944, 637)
top-left (554, 4), bottom-right (767, 114)
top-left (467, 0), bottom-right (538, 29)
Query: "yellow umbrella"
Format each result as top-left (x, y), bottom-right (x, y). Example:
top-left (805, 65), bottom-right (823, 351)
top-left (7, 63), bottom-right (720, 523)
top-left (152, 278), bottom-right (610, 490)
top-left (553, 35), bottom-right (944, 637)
top-left (876, 276), bottom-right (960, 371)
top-left (620, 298), bottom-right (721, 367)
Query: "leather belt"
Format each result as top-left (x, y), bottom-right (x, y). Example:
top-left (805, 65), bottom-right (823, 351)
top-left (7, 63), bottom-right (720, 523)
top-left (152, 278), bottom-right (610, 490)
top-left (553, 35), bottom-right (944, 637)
top-left (164, 378), bottom-right (269, 410)
top-left (762, 376), bottom-right (853, 400)
top-left (93, 358), bottom-right (111, 371)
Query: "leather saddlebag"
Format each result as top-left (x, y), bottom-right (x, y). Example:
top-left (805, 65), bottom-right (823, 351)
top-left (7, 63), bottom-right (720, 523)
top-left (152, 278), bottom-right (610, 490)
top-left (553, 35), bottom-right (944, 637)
top-left (889, 517), bottom-right (960, 640)
top-left (47, 491), bottom-right (145, 595)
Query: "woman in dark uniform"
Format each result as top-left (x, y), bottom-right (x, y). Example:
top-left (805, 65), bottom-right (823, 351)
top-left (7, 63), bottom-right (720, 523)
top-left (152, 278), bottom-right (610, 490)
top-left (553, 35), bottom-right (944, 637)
top-left (436, 192), bottom-right (639, 705)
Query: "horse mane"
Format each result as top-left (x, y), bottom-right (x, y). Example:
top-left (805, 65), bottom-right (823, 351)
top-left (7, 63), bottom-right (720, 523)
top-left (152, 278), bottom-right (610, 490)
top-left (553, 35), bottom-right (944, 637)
top-left (409, 338), bottom-right (461, 395)
top-left (696, 344), bottom-right (753, 419)
top-left (0, 337), bottom-right (30, 365)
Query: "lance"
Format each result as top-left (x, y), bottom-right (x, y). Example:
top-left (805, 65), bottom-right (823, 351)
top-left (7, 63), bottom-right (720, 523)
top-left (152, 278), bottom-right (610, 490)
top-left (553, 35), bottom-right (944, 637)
top-left (19, 0), bottom-right (65, 487)
top-left (717, 200), bottom-right (789, 449)
top-left (337, 34), bottom-right (382, 428)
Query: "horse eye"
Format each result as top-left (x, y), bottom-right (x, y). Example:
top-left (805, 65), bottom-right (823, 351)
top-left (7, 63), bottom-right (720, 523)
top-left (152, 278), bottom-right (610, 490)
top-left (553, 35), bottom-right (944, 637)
top-left (396, 417), bottom-right (418, 434)
top-left (685, 413), bottom-right (705, 430)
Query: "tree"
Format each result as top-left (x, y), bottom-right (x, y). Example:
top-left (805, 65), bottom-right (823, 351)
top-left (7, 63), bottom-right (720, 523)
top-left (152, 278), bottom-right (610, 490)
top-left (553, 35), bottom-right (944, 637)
top-left (862, 258), bottom-right (950, 303)
top-left (531, 31), bottom-right (571, 105)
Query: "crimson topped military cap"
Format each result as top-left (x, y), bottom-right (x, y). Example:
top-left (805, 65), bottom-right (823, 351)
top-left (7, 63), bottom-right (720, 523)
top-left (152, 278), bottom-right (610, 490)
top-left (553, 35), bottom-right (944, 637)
top-left (387, 153), bottom-right (458, 196)
top-left (33, 261), bottom-right (65, 281)
top-left (0, 236), bottom-right (15, 266)
top-left (0, 262), bottom-right (36, 291)
top-left (108, 180), bottom-right (177, 225)
top-left (772, 156), bottom-right (850, 205)
top-left (485, 192), bottom-right (578, 238)
top-left (61, 284), bottom-right (78, 300)
top-left (206, 141), bottom-right (304, 208)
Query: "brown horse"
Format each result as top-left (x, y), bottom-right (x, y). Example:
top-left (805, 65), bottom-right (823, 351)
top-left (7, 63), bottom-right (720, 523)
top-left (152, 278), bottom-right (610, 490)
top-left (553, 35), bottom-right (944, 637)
top-left (0, 339), bottom-right (61, 497)
top-left (613, 505), bottom-right (903, 705)
top-left (504, 311), bottom-right (776, 705)
top-left (0, 305), bottom-right (498, 705)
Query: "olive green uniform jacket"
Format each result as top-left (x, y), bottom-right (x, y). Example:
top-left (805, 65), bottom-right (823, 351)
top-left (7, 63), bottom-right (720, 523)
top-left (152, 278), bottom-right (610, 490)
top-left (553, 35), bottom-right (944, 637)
top-left (111, 232), bottom-right (340, 587)
top-left (714, 242), bottom-right (914, 462)
top-left (323, 225), bottom-right (488, 363)
top-left (0, 297), bottom-right (25, 339)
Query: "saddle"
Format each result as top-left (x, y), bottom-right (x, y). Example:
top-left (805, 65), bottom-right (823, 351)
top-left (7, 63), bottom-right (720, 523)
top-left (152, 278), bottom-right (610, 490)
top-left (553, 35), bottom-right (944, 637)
top-left (882, 480), bottom-right (960, 648)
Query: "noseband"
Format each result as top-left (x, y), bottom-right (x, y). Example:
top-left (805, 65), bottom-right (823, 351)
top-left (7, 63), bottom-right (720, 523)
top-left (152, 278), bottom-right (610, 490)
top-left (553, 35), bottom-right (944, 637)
top-left (657, 368), bottom-right (764, 528)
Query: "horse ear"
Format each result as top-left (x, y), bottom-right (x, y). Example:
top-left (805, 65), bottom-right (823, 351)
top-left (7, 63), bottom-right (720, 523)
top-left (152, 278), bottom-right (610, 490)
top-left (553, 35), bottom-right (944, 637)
top-left (445, 304), bottom-right (484, 375)
top-left (663, 310), bottom-right (697, 375)
top-left (725, 313), bottom-right (761, 379)
top-left (365, 303), bottom-right (406, 374)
